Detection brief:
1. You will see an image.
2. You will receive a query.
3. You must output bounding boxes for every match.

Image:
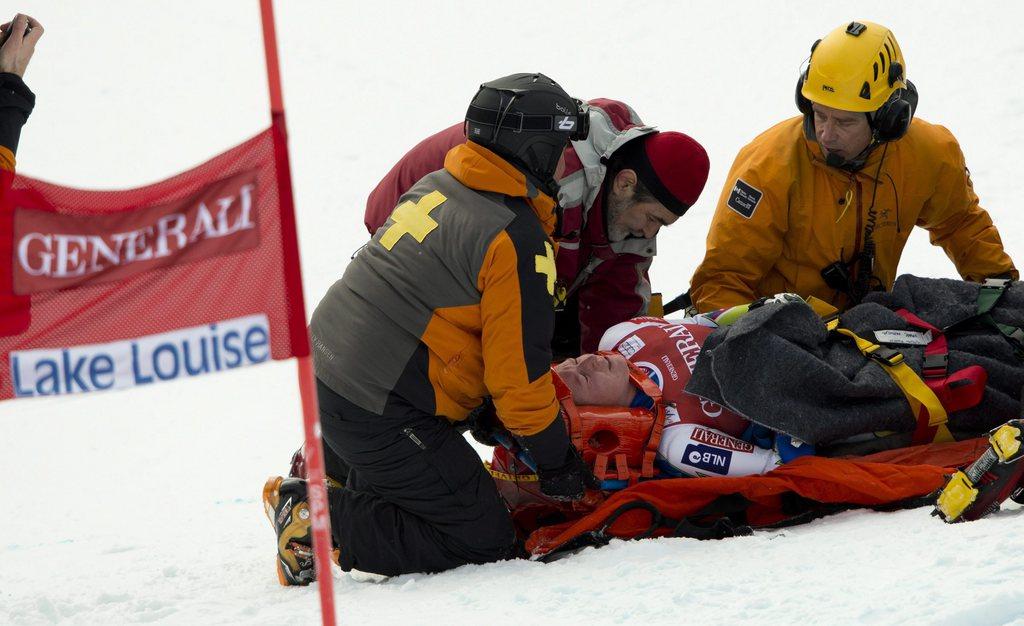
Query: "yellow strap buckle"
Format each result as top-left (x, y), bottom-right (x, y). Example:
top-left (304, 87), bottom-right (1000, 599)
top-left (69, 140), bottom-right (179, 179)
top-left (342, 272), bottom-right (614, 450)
top-left (834, 325), bottom-right (949, 440)
top-left (865, 344), bottom-right (905, 366)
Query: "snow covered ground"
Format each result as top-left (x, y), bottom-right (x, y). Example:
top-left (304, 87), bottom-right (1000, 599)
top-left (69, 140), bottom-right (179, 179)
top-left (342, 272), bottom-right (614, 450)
top-left (3, 1), bottom-right (1024, 624)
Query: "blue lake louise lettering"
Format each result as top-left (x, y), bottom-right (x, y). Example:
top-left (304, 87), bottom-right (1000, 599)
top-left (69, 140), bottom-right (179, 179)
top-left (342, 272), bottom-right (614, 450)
top-left (11, 314), bottom-right (270, 397)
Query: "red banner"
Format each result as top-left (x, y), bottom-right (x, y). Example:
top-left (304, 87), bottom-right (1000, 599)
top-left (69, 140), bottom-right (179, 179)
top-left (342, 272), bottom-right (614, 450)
top-left (0, 127), bottom-right (307, 401)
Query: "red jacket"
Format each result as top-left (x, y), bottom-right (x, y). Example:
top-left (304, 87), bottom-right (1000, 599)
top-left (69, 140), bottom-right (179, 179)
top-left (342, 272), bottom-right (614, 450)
top-left (365, 99), bottom-right (659, 354)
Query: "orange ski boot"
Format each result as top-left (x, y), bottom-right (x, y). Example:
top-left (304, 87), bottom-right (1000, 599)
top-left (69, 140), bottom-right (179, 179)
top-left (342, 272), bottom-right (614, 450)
top-left (262, 476), bottom-right (315, 586)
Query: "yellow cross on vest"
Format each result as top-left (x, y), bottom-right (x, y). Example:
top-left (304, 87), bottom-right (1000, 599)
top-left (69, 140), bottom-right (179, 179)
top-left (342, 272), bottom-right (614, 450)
top-left (535, 241), bottom-right (556, 296)
top-left (379, 190), bottom-right (447, 251)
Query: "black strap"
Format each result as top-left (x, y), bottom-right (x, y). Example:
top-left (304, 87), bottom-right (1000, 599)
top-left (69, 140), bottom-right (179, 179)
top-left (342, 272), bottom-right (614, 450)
top-left (539, 488), bottom-right (931, 561)
top-left (943, 279), bottom-right (1024, 360)
top-left (466, 104), bottom-right (556, 132)
top-left (591, 500), bottom-right (665, 543)
top-left (663, 289), bottom-right (693, 315)
top-left (671, 517), bottom-right (753, 540)
top-left (589, 494), bottom-right (753, 545)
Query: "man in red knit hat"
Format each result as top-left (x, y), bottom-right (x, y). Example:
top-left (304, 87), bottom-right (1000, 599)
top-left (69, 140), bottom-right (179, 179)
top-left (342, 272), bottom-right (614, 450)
top-left (363, 102), bottom-right (710, 357)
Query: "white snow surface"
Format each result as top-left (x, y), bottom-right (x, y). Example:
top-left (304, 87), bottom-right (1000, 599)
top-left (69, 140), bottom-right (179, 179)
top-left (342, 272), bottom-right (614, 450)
top-left (4, 1), bottom-right (1024, 624)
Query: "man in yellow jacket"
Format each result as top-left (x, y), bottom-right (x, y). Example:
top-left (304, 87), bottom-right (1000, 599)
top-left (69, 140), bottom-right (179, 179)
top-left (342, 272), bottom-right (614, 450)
top-left (690, 20), bottom-right (1017, 312)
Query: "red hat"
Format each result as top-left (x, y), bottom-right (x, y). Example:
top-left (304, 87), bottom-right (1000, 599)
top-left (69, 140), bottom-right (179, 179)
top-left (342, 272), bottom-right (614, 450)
top-left (614, 131), bottom-right (710, 216)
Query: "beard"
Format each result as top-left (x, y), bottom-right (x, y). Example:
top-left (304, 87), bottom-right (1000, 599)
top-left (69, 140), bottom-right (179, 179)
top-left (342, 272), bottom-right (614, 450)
top-left (606, 192), bottom-right (632, 242)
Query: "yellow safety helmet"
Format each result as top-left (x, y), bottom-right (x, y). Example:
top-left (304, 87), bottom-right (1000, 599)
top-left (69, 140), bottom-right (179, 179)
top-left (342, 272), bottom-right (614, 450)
top-left (796, 21), bottom-right (918, 143)
top-left (801, 21), bottom-right (906, 112)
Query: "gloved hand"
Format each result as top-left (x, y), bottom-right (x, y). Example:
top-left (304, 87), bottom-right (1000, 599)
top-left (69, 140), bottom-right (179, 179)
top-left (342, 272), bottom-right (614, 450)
top-left (774, 433), bottom-right (816, 464)
top-left (764, 292), bottom-right (804, 305)
top-left (465, 399), bottom-right (504, 447)
top-left (518, 415), bottom-right (597, 501)
top-left (537, 446), bottom-right (598, 501)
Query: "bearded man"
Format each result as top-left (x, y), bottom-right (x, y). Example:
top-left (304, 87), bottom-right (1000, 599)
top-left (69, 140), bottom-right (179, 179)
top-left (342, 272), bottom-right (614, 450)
top-left (364, 102), bottom-right (710, 356)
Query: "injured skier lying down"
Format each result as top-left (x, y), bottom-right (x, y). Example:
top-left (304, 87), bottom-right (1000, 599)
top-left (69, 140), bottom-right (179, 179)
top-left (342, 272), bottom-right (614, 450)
top-left (489, 276), bottom-right (1024, 489)
top-left (483, 314), bottom-right (816, 489)
top-left (554, 349), bottom-right (809, 480)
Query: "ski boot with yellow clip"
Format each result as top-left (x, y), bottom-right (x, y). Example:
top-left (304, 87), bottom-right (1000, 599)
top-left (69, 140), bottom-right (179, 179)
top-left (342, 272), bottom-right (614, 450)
top-left (933, 419), bottom-right (1024, 523)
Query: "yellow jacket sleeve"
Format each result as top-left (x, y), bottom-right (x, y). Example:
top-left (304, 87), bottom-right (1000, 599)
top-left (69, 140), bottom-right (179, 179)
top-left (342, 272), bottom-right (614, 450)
top-left (917, 127), bottom-right (1017, 281)
top-left (690, 150), bottom-right (790, 312)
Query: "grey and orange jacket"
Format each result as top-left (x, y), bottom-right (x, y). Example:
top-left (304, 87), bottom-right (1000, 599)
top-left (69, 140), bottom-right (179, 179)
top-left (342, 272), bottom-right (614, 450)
top-left (312, 141), bottom-right (561, 436)
top-left (690, 116), bottom-right (1017, 312)
top-left (363, 99), bottom-right (660, 354)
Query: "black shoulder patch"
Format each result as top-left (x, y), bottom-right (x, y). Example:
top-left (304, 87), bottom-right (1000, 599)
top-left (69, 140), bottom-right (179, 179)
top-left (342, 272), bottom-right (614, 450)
top-left (727, 179), bottom-right (763, 219)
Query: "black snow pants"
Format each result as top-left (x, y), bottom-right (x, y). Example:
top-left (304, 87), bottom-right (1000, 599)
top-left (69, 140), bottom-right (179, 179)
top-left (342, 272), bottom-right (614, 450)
top-left (316, 379), bottom-right (517, 576)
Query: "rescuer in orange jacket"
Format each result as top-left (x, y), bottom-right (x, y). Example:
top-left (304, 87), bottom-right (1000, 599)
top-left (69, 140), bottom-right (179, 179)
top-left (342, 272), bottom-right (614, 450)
top-left (690, 20), bottom-right (1017, 312)
top-left (262, 73), bottom-right (601, 584)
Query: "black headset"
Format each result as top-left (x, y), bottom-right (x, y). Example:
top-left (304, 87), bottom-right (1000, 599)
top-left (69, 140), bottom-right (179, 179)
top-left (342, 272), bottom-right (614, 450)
top-left (795, 32), bottom-right (919, 144)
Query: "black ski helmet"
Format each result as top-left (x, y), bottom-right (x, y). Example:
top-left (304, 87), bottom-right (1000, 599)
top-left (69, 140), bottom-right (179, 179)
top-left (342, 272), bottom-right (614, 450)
top-left (465, 73), bottom-right (589, 186)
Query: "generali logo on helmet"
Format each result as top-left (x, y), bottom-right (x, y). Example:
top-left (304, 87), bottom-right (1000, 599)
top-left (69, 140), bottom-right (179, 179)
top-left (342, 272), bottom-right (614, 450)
top-left (13, 170), bottom-right (260, 294)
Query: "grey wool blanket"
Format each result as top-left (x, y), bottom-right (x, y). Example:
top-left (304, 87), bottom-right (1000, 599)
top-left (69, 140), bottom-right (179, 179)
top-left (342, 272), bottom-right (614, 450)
top-left (686, 276), bottom-right (1024, 446)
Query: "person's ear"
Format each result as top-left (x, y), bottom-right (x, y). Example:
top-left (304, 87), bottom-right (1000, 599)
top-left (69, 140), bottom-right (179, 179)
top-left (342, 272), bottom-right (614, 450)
top-left (613, 169), bottom-right (637, 196)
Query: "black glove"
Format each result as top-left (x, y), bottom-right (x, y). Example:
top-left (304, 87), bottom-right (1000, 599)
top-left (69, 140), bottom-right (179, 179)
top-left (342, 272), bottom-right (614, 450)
top-left (465, 398), bottom-right (505, 447)
top-left (537, 446), bottom-right (598, 501)
top-left (518, 415), bottom-right (596, 501)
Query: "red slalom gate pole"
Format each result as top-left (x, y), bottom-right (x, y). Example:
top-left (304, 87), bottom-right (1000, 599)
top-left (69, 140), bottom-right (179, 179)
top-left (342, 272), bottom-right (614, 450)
top-left (259, 2), bottom-right (337, 625)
